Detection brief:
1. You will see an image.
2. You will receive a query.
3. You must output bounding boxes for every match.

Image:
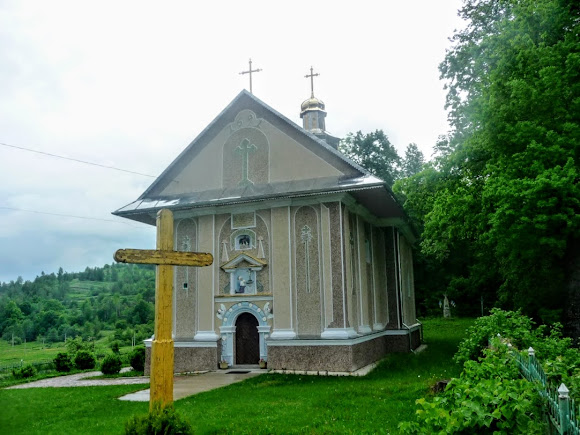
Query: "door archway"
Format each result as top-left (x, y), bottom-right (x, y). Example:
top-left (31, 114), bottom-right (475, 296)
top-left (235, 313), bottom-right (259, 365)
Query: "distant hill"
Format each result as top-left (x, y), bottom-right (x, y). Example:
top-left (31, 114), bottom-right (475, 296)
top-left (0, 264), bottom-right (155, 346)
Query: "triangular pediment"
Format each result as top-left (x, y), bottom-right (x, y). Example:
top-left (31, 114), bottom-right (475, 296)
top-left (113, 91), bottom-right (387, 222)
top-left (221, 252), bottom-right (267, 270)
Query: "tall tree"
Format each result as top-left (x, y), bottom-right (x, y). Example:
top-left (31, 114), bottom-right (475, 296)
top-left (339, 130), bottom-right (401, 187)
top-left (402, 143), bottom-right (425, 178)
top-left (419, 0), bottom-right (580, 328)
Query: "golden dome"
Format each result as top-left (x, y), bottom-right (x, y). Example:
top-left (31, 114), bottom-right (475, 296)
top-left (300, 96), bottom-right (326, 114)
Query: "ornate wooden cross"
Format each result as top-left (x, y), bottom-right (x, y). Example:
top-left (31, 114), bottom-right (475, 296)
top-left (305, 66), bottom-right (320, 98)
top-left (114, 209), bottom-right (213, 410)
top-left (239, 58), bottom-right (262, 94)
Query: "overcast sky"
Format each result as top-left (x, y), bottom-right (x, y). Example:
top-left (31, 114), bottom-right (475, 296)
top-left (0, 0), bottom-right (464, 283)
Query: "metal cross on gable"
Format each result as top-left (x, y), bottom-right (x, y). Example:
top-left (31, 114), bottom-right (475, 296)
top-left (305, 66), bottom-right (320, 98)
top-left (239, 58), bottom-right (262, 94)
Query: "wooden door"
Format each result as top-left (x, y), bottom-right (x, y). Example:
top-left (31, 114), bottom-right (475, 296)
top-left (235, 313), bottom-right (259, 365)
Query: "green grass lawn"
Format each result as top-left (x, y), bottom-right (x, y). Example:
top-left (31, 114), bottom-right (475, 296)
top-left (0, 317), bottom-right (473, 434)
top-left (0, 339), bottom-right (67, 366)
top-left (0, 334), bottom-right (138, 368)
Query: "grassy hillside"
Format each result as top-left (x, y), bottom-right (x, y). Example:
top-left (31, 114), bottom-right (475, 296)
top-left (0, 264), bottom-right (155, 364)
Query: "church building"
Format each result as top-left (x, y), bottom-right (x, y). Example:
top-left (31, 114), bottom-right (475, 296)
top-left (113, 84), bottom-right (420, 374)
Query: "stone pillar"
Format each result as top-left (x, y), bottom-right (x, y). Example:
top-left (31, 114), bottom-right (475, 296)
top-left (384, 227), bottom-right (401, 329)
top-left (320, 204), bottom-right (334, 329)
top-left (357, 216), bottom-right (371, 333)
top-left (194, 214), bottom-right (219, 341)
top-left (269, 206), bottom-right (296, 339)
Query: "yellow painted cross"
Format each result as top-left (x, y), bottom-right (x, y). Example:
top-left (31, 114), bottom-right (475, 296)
top-left (114, 209), bottom-right (213, 410)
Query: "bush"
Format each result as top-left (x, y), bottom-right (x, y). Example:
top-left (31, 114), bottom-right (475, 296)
top-left (101, 353), bottom-right (122, 375)
top-left (125, 404), bottom-right (193, 435)
top-left (111, 341), bottom-right (121, 354)
top-left (399, 346), bottom-right (545, 433)
top-left (54, 352), bottom-right (73, 372)
top-left (12, 364), bottom-right (37, 379)
top-left (74, 350), bottom-right (96, 370)
top-left (129, 347), bottom-right (146, 372)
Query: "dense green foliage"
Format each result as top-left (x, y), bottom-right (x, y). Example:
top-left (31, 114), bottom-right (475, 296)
top-left (0, 318), bottom-right (473, 434)
top-left (455, 309), bottom-right (580, 399)
top-left (393, 0), bottom-right (580, 328)
top-left (401, 310), bottom-right (580, 432)
top-left (74, 350), bottom-right (96, 370)
top-left (401, 346), bottom-right (545, 433)
top-left (101, 353), bottom-right (122, 375)
top-left (53, 352), bottom-right (72, 372)
top-left (125, 404), bottom-right (193, 435)
top-left (130, 347), bottom-right (146, 372)
top-left (339, 130), bottom-right (425, 188)
top-left (12, 364), bottom-right (37, 379)
top-left (0, 263), bottom-right (155, 348)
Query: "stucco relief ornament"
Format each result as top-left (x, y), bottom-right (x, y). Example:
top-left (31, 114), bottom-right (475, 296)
top-left (216, 304), bottom-right (227, 320)
top-left (181, 235), bottom-right (192, 252)
top-left (263, 302), bottom-right (274, 319)
top-left (221, 240), bottom-right (229, 262)
top-left (257, 236), bottom-right (265, 259)
top-left (229, 109), bottom-right (262, 132)
top-left (301, 226), bottom-right (313, 293)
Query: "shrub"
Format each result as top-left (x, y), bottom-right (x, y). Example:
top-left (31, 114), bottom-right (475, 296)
top-left (399, 346), bottom-right (545, 433)
top-left (125, 403), bottom-right (193, 435)
top-left (65, 336), bottom-right (91, 354)
top-left (101, 353), bottom-right (122, 375)
top-left (111, 341), bottom-right (121, 354)
top-left (129, 347), bottom-right (146, 372)
top-left (454, 309), bottom-right (539, 365)
top-left (12, 364), bottom-right (37, 379)
top-left (74, 350), bottom-right (96, 370)
top-left (54, 352), bottom-right (73, 372)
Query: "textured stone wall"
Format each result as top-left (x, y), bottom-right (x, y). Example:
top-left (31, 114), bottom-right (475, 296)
top-left (372, 227), bottom-right (388, 327)
top-left (294, 205), bottom-right (322, 337)
top-left (145, 346), bottom-right (220, 374)
top-left (327, 202), bottom-right (347, 328)
top-left (174, 218), bottom-right (197, 340)
top-left (174, 346), bottom-right (219, 372)
top-left (384, 228), bottom-right (400, 329)
top-left (399, 234), bottom-right (417, 325)
top-left (268, 333), bottom-right (414, 373)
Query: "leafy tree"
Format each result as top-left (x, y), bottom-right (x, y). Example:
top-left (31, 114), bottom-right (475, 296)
top-left (409, 0), bottom-right (580, 328)
top-left (339, 130), bottom-right (401, 187)
top-left (401, 143), bottom-right (425, 178)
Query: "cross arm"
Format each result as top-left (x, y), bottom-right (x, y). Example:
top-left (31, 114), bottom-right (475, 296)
top-left (114, 249), bottom-right (213, 267)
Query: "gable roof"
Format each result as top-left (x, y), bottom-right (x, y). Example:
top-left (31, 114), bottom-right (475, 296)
top-left (113, 90), bottom-right (409, 233)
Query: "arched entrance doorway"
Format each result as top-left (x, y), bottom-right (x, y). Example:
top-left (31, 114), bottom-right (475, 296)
top-left (235, 312), bottom-right (259, 365)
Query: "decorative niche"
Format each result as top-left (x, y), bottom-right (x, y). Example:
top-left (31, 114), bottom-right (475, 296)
top-left (231, 229), bottom-right (256, 251)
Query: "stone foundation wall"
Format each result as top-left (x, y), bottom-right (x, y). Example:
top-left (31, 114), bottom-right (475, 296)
top-left (411, 328), bottom-right (421, 350)
top-left (268, 333), bottom-right (415, 373)
top-left (144, 345), bottom-right (220, 375)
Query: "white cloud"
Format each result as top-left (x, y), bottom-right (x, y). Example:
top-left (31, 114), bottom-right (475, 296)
top-left (0, 0), bottom-right (464, 282)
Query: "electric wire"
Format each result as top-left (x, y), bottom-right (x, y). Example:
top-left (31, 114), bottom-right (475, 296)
top-left (0, 206), bottom-right (147, 228)
top-left (0, 141), bottom-right (157, 178)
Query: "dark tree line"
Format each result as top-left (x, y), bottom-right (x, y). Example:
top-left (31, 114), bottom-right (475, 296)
top-left (390, 0), bottom-right (580, 336)
top-left (0, 263), bottom-right (155, 346)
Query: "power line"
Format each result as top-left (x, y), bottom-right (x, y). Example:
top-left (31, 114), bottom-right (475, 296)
top-left (0, 141), bottom-right (157, 178)
top-left (0, 206), bottom-right (148, 228)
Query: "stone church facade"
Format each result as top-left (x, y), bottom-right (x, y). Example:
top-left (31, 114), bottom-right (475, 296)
top-left (114, 90), bottom-right (420, 373)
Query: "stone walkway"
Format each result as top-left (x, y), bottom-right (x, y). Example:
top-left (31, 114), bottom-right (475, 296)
top-left (6, 368), bottom-right (149, 389)
top-left (6, 367), bottom-right (264, 402)
top-left (119, 369), bottom-right (263, 402)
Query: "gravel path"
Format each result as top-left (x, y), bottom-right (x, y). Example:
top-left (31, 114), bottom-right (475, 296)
top-left (6, 369), bottom-right (149, 389)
